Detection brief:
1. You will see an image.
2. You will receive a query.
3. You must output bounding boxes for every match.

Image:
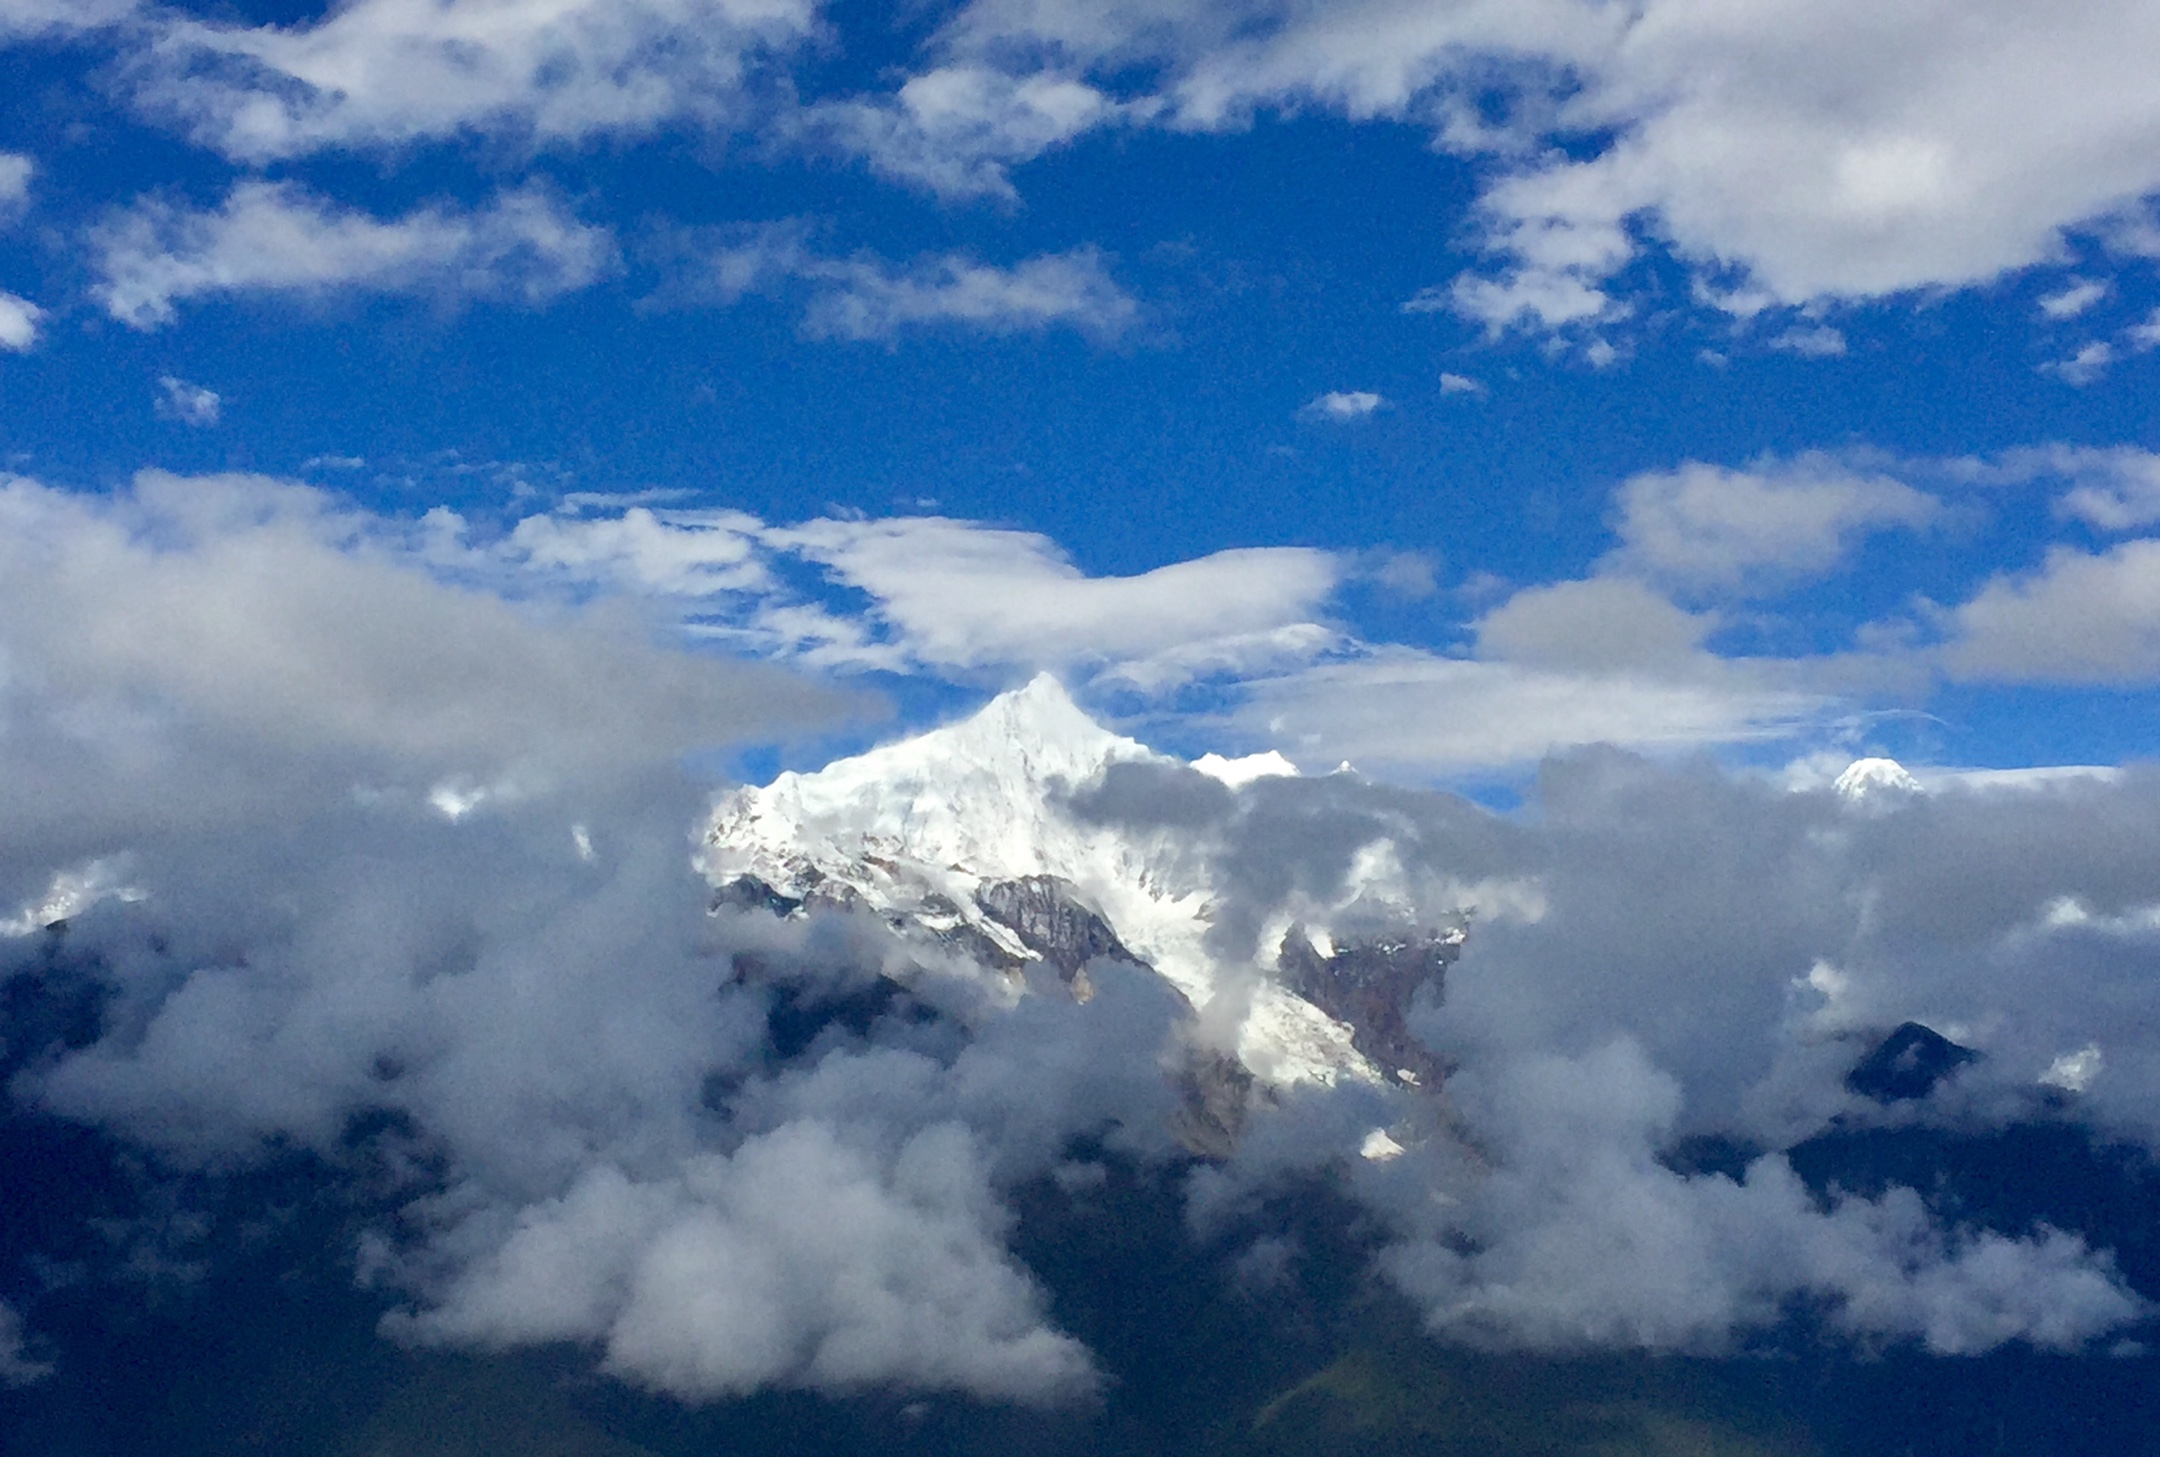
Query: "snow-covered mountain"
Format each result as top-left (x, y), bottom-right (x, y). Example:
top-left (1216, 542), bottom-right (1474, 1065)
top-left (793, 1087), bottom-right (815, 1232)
top-left (699, 675), bottom-right (1464, 1101)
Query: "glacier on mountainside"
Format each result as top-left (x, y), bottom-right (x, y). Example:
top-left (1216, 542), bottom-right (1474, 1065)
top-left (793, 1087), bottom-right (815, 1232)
top-left (698, 675), bottom-right (1466, 1124)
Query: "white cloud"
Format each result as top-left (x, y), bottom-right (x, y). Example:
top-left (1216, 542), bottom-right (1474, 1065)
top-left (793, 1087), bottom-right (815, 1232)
top-left (1943, 538), bottom-right (2160, 684)
top-left (396, 1123), bottom-right (1097, 1404)
top-left (806, 65), bottom-right (1123, 200)
top-left (2045, 340), bottom-right (2116, 385)
top-left (91, 181), bottom-right (616, 330)
top-left (0, 0), bottom-right (132, 36)
top-left (2040, 278), bottom-right (2110, 319)
top-left (508, 505), bottom-right (770, 597)
top-left (2061, 464), bottom-right (2160, 531)
top-left (0, 471), bottom-right (830, 783)
top-left (1473, 577), bottom-right (1717, 674)
top-left (1969, 444), bottom-right (2160, 530)
top-left (0, 291), bottom-right (41, 352)
top-left (1438, 372), bottom-right (1486, 395)
top-left (664, 228), bottom-right (1138, 342)
top-left (1769, 324), bottom-right (1847, 358)
top-left (1606, 456), bottom-right (1938, 593)
top-left (1303, 390), bottom-right (1384, 421)
top-left (156, 374), bottom-right (221, 426)
top-left (799, 246), bottom-right (1137, 343)
top-left (907, 0), bottom-right (2160, 328)
top-left (1083, 750), bottom-right (2160, 1351)
top-left (768, 515), bottom-right (1339, 673)
top-left (131, 0), bottom-right (821, 162)
top-left (0, 152), bottom-right (29, 217)
top-left (1382, 1043), bottom-right (2141, 1355)
top-left (471, 503), bottom-right (1343, 689)
top-left (1226, 647), bottom-right (1820, 776)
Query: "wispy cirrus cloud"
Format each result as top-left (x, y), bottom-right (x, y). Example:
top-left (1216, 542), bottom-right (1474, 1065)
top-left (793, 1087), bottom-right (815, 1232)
top-left (655, 225), bottom-right (1139, 342)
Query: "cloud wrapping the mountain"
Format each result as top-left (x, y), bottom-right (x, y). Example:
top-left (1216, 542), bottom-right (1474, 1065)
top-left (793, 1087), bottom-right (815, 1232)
top-left (2, 473), bottom-right (2154, 1400)
top-left (0, 473), bottom-right (1148, 1405)
top-left (1072, 753), bottom-right (2159, 1352)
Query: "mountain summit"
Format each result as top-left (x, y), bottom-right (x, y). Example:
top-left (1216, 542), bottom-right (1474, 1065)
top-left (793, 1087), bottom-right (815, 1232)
top-left (702, 677), bottom-right (1464, 1097)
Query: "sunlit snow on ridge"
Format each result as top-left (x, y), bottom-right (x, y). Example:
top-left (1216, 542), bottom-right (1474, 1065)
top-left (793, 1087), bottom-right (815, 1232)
top-left (703, 674), bottom-right (1420, 1087)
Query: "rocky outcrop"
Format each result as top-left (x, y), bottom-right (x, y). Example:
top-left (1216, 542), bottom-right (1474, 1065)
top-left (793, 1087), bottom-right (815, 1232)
top-left (975, 875), bottom-right (1139, 984)
top-left (1277, 924), bottom-right (1462, 1090)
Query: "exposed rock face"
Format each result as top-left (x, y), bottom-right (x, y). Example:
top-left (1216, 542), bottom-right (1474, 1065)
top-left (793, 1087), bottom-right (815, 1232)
top-left (1169, 1048), bottom-right (1253, 1161)
top-left (1847, 1021), bottom-right (1978, 1103)
top-left (713, 874), bottom-right (805, 918)
top-left (975, 875), bottom-right (1137, 984)
top-left (1276, 924), bottom-right (1462, 1090)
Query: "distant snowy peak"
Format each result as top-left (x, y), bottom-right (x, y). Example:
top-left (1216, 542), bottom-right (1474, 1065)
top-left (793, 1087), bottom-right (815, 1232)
top-left (1833, 757), bottom-right (1923, 805)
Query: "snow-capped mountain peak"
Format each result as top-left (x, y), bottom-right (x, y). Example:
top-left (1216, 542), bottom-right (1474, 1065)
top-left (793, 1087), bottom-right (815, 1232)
top-left (1834, 756), bottom-right (1923, 805)
top-left (701, 673), bottom-right (1160, 893)
top-left (701, 676), bottom-right (1460, 1095)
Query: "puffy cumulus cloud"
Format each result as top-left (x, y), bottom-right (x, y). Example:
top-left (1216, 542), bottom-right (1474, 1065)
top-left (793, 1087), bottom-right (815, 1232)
top-left (804, 65), bottom-right (1125, 200)
top-left (1075, 752), bottom-right (2160, 1352)
top-left (0, 471), bottom-right (832, 810)
top-left (91, 181), bottom-right (615, 330)
top-left (397, 1124), bottom-right (1097, 1403)
top-left (129, 0), bottom-right (821, 162)
top-left (657, 227), bottom-right (1139, 343)
top-left (1940, 539), bottom-right (2160, 684)
top-left (0, 291), bottom-right (40, 352)
top-left (1473, 577), bottom-right (1717, 674)
top-left (1989, 444), bottom-right (2160, 531)
top-left (1605, 456), bottom-right (1939, 593)
top-left (13, 778), bottom-right (1179, 1402)
top-left (1382, 1044), bottom-right (2140, 1354)
top-left (893, 1), bottom-right (2160, 327)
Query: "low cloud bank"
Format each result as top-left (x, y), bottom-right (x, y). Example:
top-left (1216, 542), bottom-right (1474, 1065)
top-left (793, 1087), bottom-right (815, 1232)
top-left (0, 483), bottom-right (2152, 1401)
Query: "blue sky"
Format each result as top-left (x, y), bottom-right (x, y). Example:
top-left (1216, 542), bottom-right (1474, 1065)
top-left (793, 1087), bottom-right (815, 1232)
top-left (8, 0), bottom-right (2160, 781)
